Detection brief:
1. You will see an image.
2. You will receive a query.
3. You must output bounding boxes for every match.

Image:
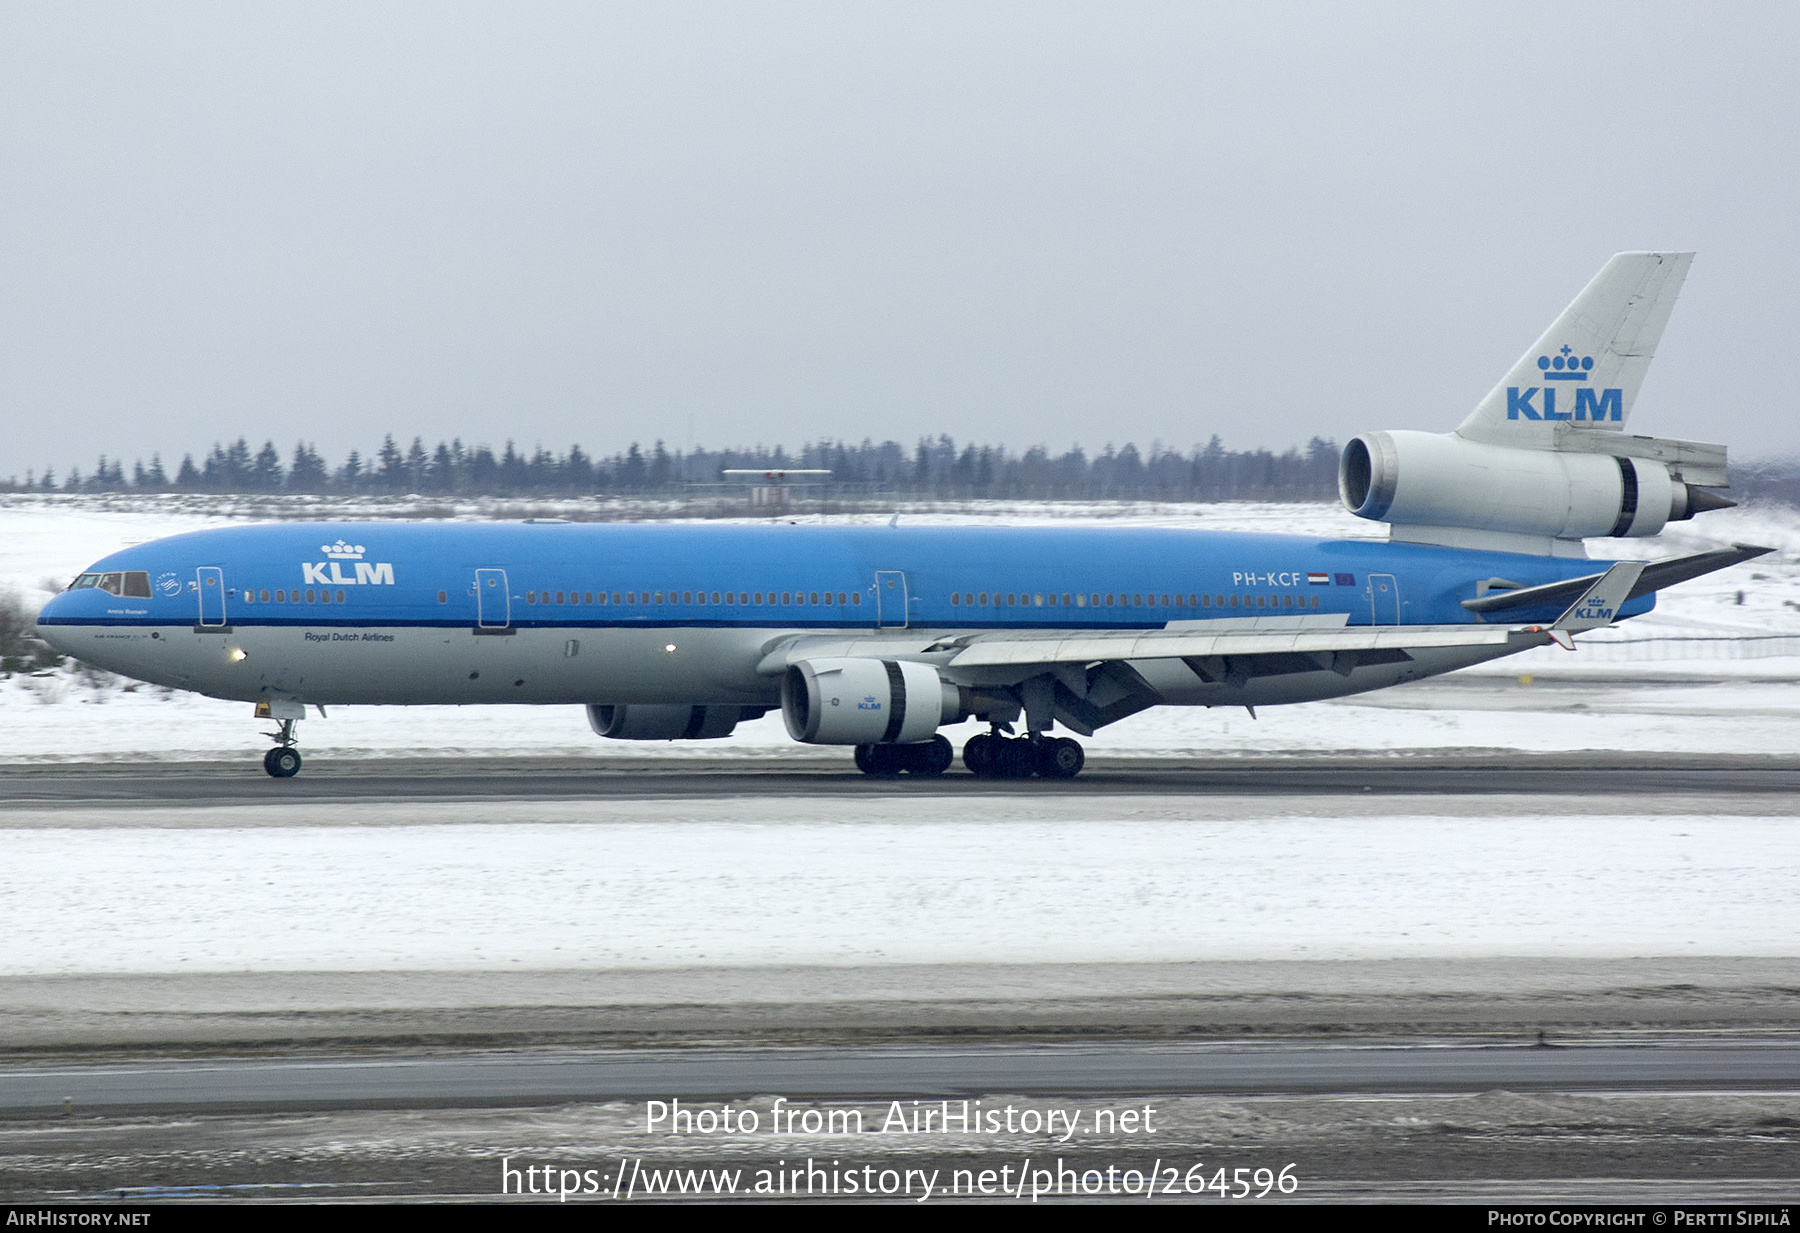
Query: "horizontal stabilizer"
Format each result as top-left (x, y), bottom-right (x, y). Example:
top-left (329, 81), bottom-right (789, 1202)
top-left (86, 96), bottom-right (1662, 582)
top-left (1461, 543), bottom-right (1773, 615)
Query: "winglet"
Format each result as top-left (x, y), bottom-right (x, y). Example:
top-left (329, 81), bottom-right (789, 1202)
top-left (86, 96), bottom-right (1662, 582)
top-left (1551, 560), bottom-right (1647, 639)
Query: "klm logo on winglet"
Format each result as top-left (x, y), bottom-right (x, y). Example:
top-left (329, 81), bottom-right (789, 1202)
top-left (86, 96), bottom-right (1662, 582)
top-left (301, 540), bottom-right (396, 586)
top-left (1507, 345), bottom-right (1622, 421)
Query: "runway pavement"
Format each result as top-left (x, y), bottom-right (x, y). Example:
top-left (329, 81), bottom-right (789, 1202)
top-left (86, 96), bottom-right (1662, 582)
top-left (3, 751), bottom-right (1799, 805)
top-left (7, 1041), bottom-right (1800, 1117)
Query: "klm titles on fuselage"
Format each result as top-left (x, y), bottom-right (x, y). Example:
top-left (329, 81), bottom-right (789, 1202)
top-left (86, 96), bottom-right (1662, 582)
top-left (300, 541), bottom-right (395, 587)
top-left (1506, 345), bottom-right (1623, 421)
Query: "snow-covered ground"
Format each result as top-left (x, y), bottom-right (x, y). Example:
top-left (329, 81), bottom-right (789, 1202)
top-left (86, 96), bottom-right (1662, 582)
top-left (3, 493), bottom-right (1799, 762)
top-left (4, 800), bottom-right (1795, 973)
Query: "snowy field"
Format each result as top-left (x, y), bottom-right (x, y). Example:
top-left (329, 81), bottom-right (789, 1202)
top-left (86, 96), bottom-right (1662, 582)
top-left (3, 798), bottom-right (1796, 974)
top-left (3, 493), bottom-right (1798, 762)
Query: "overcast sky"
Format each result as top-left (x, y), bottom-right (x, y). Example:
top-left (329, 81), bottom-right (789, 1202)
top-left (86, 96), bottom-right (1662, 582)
top-left (2, 1), bottom-right (1795, 481)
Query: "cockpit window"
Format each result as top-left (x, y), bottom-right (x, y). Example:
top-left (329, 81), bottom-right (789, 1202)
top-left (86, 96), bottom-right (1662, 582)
top-left (66, 571), bottom-right (150, 596)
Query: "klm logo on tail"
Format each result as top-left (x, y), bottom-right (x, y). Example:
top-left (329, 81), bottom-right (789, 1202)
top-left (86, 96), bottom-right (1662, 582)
top-left (1507, 345), bottom-right (1622, 421)
top-left (300, 540), bottom-right (396, 586)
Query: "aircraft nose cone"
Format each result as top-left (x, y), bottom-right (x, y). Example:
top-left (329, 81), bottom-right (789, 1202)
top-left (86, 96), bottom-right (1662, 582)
top-left (34, 593), bottom-right (75, 654)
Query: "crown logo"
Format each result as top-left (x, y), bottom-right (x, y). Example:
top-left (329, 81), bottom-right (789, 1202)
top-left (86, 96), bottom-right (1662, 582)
top-left (322, 540), bottom-right (366, 560)
top-left (1537, 344), bottom-right (1592, 381)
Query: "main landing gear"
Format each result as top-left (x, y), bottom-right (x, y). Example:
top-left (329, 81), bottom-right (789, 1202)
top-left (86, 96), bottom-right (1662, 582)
top-left (262, 718), bottom-right (303, 779)
top-left (962, 733), bottom-right (1085, 779)
top-left (853, 734), bottom-right (955, 777)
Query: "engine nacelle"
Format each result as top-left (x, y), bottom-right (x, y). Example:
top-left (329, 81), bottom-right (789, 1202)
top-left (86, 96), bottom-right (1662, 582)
top-left (1339, 430), bottom-right (1727, 542)
top-left (587, 703), bottom-right (745, 740)
top-left (781, 657), bottom-right (962, 745)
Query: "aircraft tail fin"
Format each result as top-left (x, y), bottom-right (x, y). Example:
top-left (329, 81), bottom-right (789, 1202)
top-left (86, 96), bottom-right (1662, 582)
top-left (1457, 252), bottom-right (1694, 447)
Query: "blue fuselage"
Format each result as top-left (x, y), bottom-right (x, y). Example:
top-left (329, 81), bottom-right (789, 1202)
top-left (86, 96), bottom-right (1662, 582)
top-left (35, 521), bottom-right (1641, 710)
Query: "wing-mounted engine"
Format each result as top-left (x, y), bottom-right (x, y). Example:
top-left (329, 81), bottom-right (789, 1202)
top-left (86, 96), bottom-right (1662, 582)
top-left (587, 703), bottom-right (761, 740)
top-left (1340, 251), bottom-right (1734, 557)
top-left (781, 657), bottom-right (966, 745)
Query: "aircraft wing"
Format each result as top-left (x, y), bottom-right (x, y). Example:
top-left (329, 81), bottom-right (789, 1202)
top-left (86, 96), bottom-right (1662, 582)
top-left (930, 622), bottom-right (1554, 734)
top-left (939, 623), bottom-right (1532, 670)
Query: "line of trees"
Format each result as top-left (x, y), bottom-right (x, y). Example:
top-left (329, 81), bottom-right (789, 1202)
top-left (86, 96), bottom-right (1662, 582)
top-left (3, 434), bottom-right (1346, 502)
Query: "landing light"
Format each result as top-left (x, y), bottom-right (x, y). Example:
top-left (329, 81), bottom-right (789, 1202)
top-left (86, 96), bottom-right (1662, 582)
top-left (229, 648), bottom-right (248, 662)
top-left (664, 643), bottom-right (677, 653)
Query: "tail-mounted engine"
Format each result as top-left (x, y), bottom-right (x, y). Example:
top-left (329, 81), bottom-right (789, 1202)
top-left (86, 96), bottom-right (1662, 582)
top-left (1340, 430), bottom-right (1733, 549)
top-left (781, 657), bottom-right (964, 745)
top-left (1340, 252), bottom-right (1735, 554)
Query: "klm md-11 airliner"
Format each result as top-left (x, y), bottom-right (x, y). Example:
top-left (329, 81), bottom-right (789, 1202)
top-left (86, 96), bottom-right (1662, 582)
top-left (36, 253), bottom-right (1764, 778)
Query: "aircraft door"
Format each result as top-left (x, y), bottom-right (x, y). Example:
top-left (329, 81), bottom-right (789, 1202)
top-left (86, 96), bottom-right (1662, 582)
top-left (476, 568), bottom-right (510, 628)
top-left (874, 571), bottom-right (908, 628)
top-left (196, 567), bottom-right (227, 627)
top-left (1368, 573), bottom-right (1399, 625)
